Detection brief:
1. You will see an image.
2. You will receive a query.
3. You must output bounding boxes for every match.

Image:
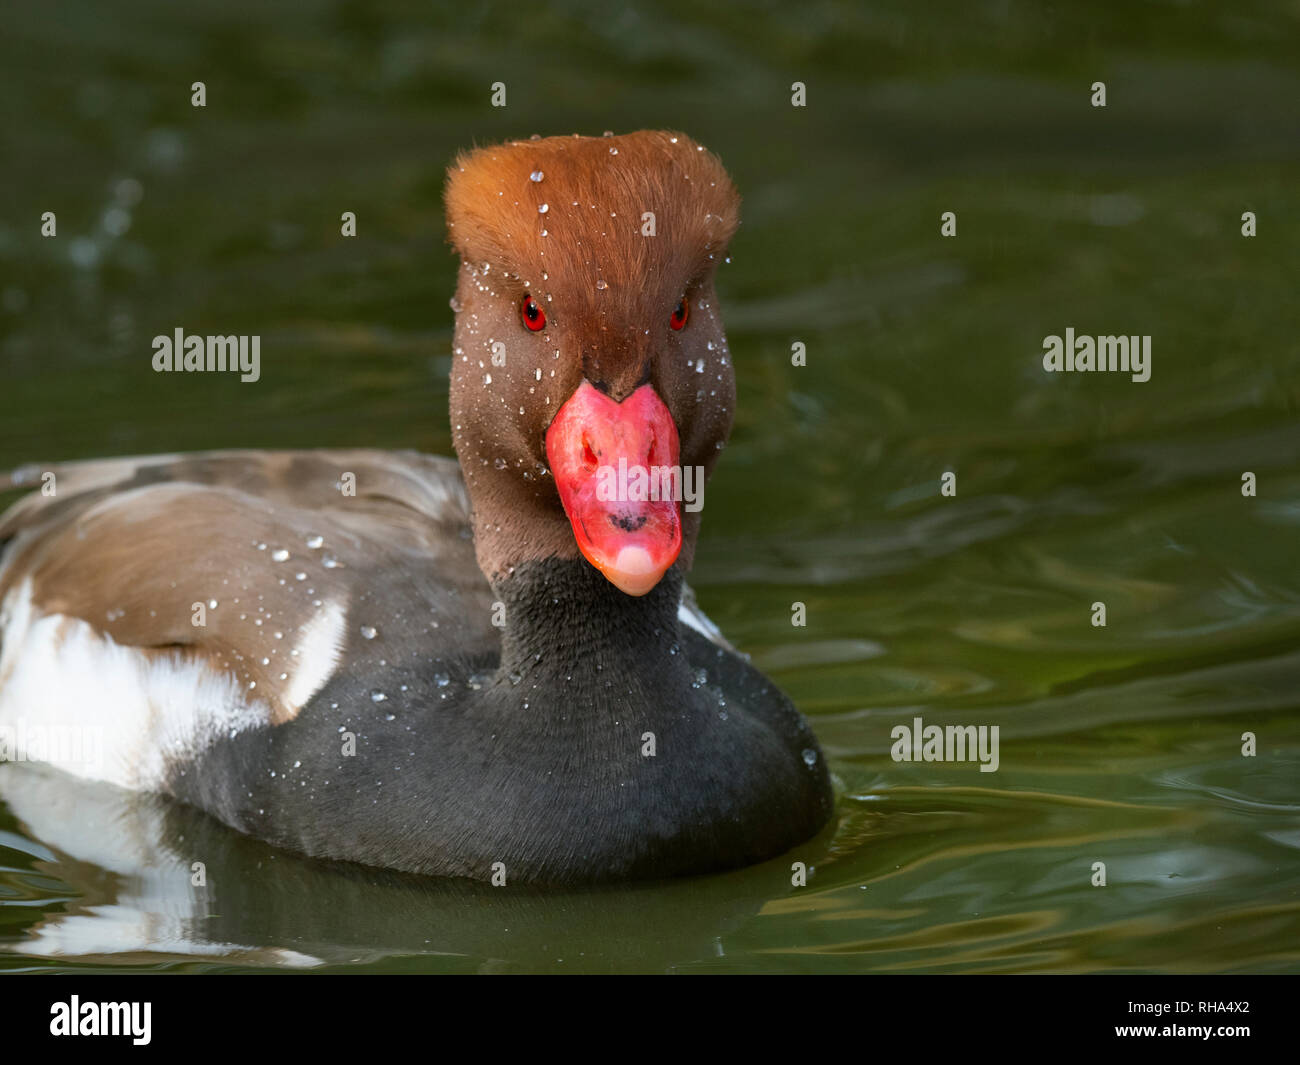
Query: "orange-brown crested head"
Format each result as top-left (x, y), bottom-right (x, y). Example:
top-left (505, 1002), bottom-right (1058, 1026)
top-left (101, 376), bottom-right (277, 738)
top-left (445, 131), bottom-right (740, 594)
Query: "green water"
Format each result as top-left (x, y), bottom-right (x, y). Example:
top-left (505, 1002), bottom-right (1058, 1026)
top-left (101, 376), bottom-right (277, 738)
top-left (1, 0), bottom-right (1298, 972)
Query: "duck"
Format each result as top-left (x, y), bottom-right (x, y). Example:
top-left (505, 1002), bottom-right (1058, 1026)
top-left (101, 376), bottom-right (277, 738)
top-left (0, 130), bottom-right (834, 885)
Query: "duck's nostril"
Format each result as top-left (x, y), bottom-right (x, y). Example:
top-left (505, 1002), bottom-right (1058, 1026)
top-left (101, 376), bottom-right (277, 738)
top-left (582, 439), bottom-right (598, 469)
top-left (609, 513), bottom-right (648, 532)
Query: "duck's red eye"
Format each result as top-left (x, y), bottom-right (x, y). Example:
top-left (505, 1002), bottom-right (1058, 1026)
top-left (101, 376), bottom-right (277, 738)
top-left (670, 296), bottom-right (689, 330)
top-left (521, 293), bottom-right (546, 332)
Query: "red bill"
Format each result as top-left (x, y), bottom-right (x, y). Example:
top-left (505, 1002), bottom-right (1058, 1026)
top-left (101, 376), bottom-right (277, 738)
top-left (545, 381), bottom-right (682, 596)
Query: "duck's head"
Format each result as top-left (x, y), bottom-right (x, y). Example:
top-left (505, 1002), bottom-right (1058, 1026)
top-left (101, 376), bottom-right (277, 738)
top-left (445, 131), bottom-right (740, 596)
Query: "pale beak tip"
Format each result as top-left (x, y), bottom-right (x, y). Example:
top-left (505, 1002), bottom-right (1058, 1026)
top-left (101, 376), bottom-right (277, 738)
top-left (603, 546), bottom-right (669, 596)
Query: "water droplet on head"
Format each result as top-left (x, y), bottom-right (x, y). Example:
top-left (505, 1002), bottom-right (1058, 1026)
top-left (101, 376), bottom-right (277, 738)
top-left (595, 279), bottom-right (608, 291)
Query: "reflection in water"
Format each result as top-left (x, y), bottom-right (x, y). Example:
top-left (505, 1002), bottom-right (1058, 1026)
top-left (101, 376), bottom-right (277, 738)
top-left (0, 764), bottom-right (801, 972)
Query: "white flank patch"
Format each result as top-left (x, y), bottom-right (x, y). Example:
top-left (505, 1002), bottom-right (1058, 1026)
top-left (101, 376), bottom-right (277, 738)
top-left (0, 579), bottom-right (268, 791)
top-left (283, 597), bottom-right (347, 714)
top-left (677, 586), bottom-right (732, 649)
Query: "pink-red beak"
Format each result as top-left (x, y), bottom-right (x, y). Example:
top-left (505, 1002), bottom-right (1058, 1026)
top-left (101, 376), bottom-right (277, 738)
top-left (545, 381), bottom-right (682, 596)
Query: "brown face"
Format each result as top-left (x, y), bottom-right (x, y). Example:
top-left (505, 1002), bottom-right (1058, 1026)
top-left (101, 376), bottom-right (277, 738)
top-left (445, 131), bottom-right (740, 593)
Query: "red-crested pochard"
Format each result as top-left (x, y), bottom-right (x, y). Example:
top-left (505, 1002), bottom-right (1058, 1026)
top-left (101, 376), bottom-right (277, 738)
top-left (0, 131), bottom-right (833, 884)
